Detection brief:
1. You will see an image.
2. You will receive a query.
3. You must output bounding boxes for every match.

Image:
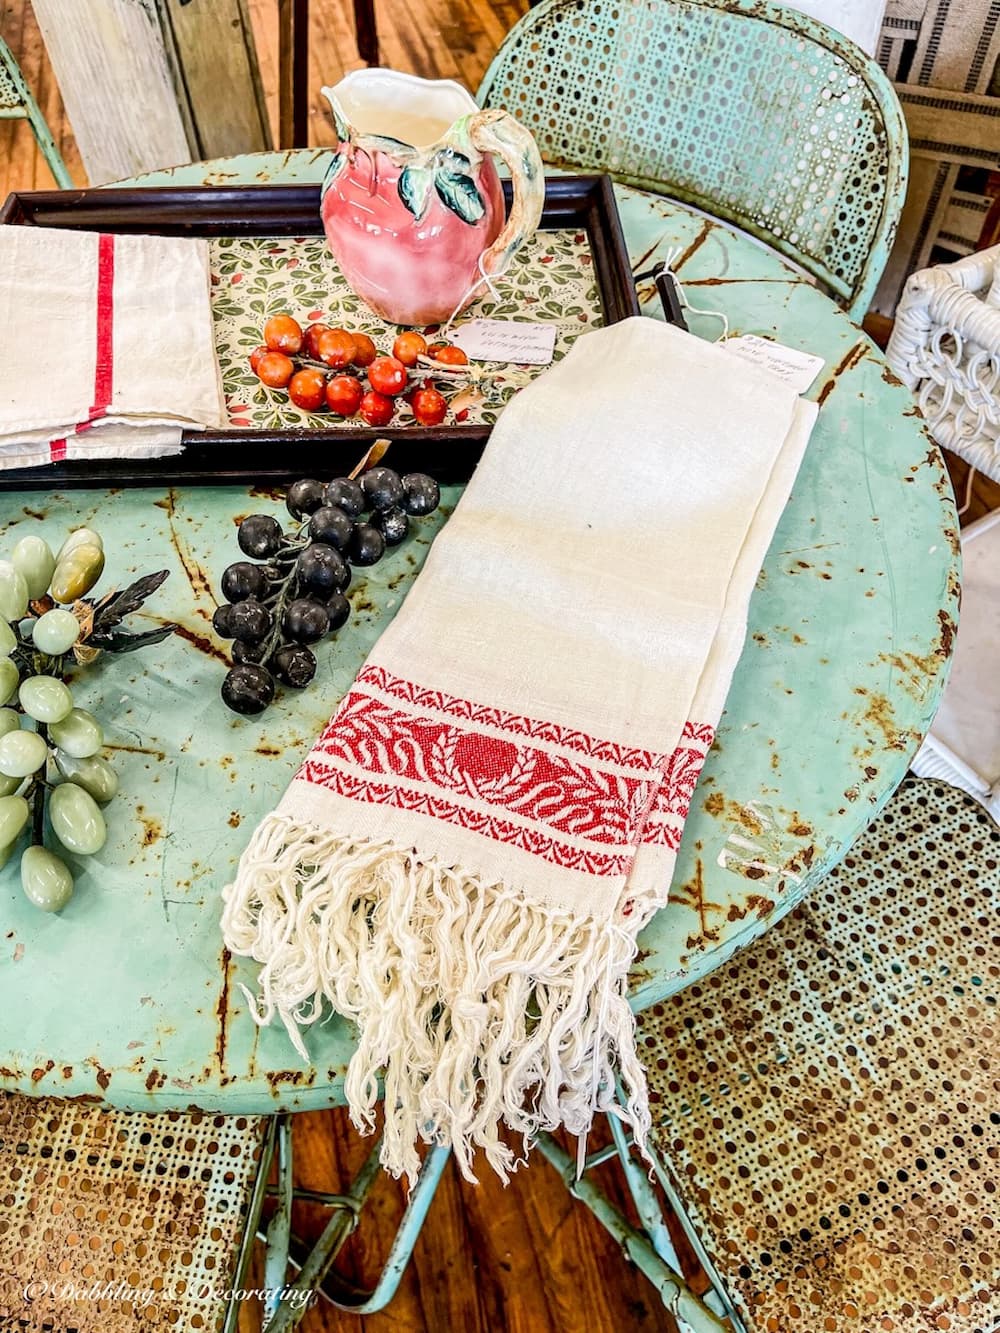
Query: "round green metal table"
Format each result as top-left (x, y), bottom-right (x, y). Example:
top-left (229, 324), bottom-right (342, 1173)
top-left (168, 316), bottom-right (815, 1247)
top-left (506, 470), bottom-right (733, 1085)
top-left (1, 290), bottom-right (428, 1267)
top-left (0, 153), bottom-right (959, 1113)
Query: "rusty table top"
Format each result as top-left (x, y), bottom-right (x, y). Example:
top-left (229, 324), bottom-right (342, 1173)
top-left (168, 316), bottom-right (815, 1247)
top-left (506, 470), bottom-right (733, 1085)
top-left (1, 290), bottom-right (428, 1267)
top-left (0, 157), bottom-right (959, 1112)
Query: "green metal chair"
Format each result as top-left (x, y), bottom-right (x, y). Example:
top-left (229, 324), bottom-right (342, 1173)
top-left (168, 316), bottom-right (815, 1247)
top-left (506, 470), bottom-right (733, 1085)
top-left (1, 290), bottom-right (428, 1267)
top-left (0, 1099), bottom-right (449, 1331)
top-left (0, 34), bottom-right (72, 189)
top-left (538, 776), bottom-right (1000, 1331)
top-left (477, 0), bottom-right (908, 320)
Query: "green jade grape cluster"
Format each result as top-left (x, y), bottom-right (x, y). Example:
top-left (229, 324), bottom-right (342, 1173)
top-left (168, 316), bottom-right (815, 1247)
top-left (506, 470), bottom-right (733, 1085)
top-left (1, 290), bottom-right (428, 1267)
top-left (0, 528), bottom-right (116, 913)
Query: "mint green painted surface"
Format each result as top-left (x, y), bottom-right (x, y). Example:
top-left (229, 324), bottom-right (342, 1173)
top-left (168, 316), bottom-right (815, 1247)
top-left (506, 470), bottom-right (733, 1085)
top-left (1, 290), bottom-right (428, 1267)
top-left (0, 154), bottom-right (958, 1111)
top-left (0, 34), bottom-right (74, 189)
top-left (478, 0), bottom-right (909, 321)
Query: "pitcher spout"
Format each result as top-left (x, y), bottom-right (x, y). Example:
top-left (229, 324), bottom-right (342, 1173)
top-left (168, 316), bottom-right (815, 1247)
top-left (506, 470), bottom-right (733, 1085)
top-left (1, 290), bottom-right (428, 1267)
top-left (321, 69), bottom-right (479, 151)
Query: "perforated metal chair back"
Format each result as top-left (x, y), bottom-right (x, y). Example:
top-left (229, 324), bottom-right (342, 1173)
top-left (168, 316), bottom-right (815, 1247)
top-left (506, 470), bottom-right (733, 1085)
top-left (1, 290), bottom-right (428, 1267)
top-left (478, 0), bottom-right (907, 319)
top-left (0, 34), bottom-right (73, 188)
top-left (0, 1096), bottom-right (269, 1331)
top-left (635, 776), bottom-right (1000, 1332)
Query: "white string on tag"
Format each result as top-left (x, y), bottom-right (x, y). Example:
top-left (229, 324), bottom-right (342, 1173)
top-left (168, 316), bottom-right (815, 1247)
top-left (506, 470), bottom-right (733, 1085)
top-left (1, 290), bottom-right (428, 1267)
top-left (655, 246), bottom-right (730, 344)
top-left (440, 250), bottom-right (510, 342)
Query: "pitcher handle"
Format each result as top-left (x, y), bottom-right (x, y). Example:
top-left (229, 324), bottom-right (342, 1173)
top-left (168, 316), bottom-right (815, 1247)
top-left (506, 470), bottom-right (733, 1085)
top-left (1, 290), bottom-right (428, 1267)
top-left (464, 109), bottom-right (544, 279)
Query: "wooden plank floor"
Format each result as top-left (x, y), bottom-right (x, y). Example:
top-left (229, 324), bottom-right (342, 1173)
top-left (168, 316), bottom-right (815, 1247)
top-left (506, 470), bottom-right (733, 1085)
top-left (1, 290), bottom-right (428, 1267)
top-left (235, 1114), bottom-right (698, 1333)
top-left (0, 4), bottom-right (699, 1332)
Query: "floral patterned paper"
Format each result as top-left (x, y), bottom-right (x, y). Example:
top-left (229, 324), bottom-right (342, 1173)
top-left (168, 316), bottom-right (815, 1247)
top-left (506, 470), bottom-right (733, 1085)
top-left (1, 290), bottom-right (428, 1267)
top-left (208, 231), bottom-right (601, 430)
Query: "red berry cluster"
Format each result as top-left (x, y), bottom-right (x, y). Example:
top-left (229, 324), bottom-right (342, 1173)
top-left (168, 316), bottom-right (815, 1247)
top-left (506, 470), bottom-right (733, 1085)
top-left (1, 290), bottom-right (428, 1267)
top-left (249, 314), bottom-right (470, 428)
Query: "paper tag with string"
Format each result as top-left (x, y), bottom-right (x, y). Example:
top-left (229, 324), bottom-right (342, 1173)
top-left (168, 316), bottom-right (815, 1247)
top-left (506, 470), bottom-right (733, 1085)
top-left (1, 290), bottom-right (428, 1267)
top-left (450, 319), bottom-right (557, 365)
top-left (724, 334), bottom-right (824, 394)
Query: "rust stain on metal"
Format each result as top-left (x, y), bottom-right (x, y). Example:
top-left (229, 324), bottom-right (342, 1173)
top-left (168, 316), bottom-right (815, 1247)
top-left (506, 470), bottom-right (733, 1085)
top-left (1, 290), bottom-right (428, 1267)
top-left (673, 218), bottom-right (715, 273)
top-left (879, 602), bottom-right (956, 701)
top-left (265, 1068), bottom-right (317, 1088)
top-left (161, 487), bottom-right (217, 604)
top-left (30, 1060), bottom-right (53, 1083)
top-left (255, 743), bottom-right (281, 757)
top-left (62, 1066), bottom-right (72, 1078)
top-left (145, 1069), bottom-right (166, 1091)
top-left (134, 805), bottom-right (162, 848)
top-left (249, 484), bottom-right (284, 501)
top-left (684, 275), bottom-right (803, 288)
top-left (631, 231), bottom-right (675, 274)
top-left (669, 858), bottom-right (725, 950)
top-left (726, 893), bottom-right (775, 923)
top-left (217, 948), bottom-right (233, 1070)
top-left (880, 363), bottom-right (905, 389)
top-left (169, 622), bottom-right (230, 666)
top-left (228, 811), bottom-right (242, 828)
top-left (855, 686), bottom-right (920, 753)
top-left (84, 1057), bottom-right (110, 1091)
top-left (105, 742), bottom-right (167, 761)
top-left (938, 607), bottom-right (955, 658)
top-left (815, 341), bottom-right (868, 407)
top-left (706, 796), bottom-right (765, 836)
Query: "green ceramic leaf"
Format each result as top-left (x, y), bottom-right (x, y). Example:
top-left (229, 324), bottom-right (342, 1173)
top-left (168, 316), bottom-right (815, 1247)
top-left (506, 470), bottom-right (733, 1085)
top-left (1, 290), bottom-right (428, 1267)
top-left (321, 151), bottom-right (347, 194)
top-left (398, 165), bottom-right (434, 221)
top-left (330, 102), bottom-right (349, 143)
top-left (437, 147), bottom-right (473, 174)
top-left (434, 170), bottom-right (485, 225)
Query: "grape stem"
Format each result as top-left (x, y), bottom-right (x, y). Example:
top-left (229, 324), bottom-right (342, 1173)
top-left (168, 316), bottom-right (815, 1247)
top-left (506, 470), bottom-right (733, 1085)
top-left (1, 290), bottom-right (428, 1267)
top-left (30, 722), bottom-right (47, 848)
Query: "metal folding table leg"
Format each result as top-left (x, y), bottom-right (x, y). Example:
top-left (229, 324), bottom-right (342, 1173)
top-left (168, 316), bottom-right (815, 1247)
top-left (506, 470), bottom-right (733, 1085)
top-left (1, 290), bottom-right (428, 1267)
top-left (259, 1116), bottom-right (450, 1330)
top-left (534, 1130), bottom-right (730, 1333)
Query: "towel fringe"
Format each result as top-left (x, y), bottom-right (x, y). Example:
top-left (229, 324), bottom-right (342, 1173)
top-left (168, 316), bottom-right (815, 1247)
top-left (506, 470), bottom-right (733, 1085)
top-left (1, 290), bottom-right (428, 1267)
top-left (221, 812), bottom-right (651, 1185)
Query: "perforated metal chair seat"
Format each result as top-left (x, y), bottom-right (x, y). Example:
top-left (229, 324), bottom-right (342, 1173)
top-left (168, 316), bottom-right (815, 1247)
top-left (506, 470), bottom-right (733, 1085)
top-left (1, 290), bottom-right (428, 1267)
top-left (478, 0), bottom-right (907, 319)
top-left (0, 1098), bottom-right (268, 1331)
top-left (636, 777), bottom-right (1000, 1332)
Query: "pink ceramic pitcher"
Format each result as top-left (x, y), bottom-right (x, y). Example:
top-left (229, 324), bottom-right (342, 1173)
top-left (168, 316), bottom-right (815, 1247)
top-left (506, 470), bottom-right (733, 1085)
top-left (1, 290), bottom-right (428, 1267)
top-left (320, 70), bottom-right (544, 328)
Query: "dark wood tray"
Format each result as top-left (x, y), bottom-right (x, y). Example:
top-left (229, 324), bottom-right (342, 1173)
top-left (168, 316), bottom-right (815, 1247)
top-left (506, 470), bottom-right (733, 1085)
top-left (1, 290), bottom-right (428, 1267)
top-left (0, 175), bottom-right (639, 489)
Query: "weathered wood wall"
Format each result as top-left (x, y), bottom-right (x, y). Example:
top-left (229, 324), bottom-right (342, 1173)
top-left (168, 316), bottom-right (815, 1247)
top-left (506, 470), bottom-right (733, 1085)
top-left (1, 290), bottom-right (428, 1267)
top-left (27, 0), bottom-right (270, 186)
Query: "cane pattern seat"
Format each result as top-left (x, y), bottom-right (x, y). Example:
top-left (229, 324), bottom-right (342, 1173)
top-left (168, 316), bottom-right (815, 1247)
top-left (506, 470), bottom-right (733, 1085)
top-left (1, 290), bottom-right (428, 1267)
top-left (478, 0), bottom-right (907, 319)
top-left (0, 1097), bottom-right (267, 1331)
top-left (637, 777), bottom-right (1000, 1332)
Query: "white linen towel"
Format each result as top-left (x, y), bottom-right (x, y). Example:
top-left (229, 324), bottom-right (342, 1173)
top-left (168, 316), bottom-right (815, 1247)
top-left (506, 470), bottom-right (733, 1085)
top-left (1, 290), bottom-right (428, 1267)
top-left (0, 225), bottom-right (225, 468)
top-left (221, 317), bottom-right (818, 1183)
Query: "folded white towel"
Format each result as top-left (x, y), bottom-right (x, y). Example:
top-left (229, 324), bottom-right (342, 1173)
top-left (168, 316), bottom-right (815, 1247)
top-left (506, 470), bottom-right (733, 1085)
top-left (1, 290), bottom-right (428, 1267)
top-left (222, 317), bottom-right (819, 1183)
top-left (0, 225), bottom-right (226, 468)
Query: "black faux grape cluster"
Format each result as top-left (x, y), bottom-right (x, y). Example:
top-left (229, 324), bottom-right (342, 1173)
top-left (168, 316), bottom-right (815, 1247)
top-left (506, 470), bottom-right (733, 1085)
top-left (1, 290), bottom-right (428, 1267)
top-left (213, 468), bottom-right (440, 714)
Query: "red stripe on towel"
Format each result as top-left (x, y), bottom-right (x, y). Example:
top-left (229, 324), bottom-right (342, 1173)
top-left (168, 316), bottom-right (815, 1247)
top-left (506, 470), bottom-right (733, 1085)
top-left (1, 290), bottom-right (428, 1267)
top-left (87, 232), bottom-right (116, 422)
top-left (48, 233), bottom-right (116, 463)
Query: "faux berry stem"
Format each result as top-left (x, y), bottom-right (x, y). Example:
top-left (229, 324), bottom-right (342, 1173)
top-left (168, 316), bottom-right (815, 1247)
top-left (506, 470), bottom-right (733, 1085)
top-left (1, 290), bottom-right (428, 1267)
top-left (259, 567), bottom-right (298, 664)
top-left (297, 355), bottom-right (336, 376)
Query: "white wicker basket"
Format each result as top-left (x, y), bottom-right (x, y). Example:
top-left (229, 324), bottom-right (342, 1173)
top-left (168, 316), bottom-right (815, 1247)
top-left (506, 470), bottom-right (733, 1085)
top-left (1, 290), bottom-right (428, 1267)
top-left (910, 508), bottom-right (1000, 823)
top-left (887, 245), bottom-right (1000, 480)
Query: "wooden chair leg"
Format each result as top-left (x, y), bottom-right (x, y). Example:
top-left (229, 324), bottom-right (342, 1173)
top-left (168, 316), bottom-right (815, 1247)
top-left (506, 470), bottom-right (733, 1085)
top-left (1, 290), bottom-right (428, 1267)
top-left (354, 0), bottom-right (379, 66)
top-left (278, 0), bottom-right (310, 149)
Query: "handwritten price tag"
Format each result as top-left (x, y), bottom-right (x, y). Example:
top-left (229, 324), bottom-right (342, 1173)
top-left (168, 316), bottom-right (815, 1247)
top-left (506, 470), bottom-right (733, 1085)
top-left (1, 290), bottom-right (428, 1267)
top-left (451, 319), bottom-right (557, 365)
top-left (724, 334), bottom-right (825, 394)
